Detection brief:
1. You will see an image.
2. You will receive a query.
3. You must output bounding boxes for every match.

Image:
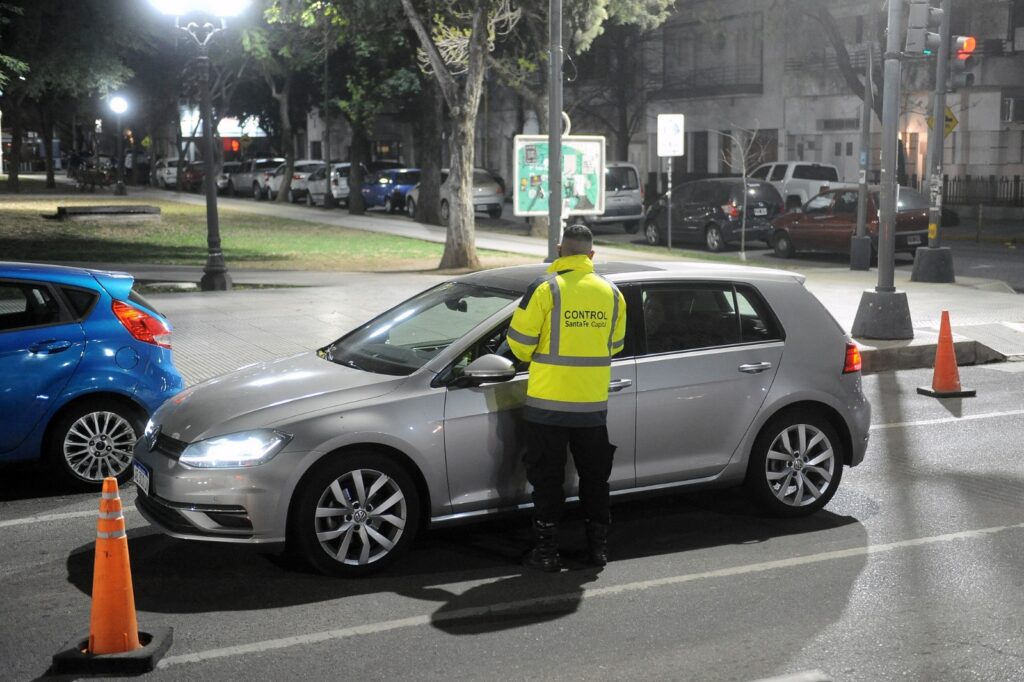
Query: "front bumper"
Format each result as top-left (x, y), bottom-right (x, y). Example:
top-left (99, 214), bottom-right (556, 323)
top-left (133, 435), bottom-right (307, 544)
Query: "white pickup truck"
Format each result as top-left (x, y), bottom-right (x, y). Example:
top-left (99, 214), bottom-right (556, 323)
top-left (750, 161), bottom-right (854, 211)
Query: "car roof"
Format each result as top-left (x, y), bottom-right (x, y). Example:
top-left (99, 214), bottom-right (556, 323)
top-left (0, 261), bottom-right (134, 294)
top-left (455, 261), bottom-right (804, 293)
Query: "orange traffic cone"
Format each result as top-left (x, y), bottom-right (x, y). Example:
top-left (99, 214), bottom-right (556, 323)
top-left (51, 477), bottom-right (172, 674)
top-left (89, 477), bottom-right (141, 654)
top-left (917, 310), bottom-right (976, 398)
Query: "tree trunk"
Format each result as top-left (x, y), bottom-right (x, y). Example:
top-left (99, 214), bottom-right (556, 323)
top-left (413, 78), bottom-right (444, 225)
top-left (348, 124), bottom-right (368, 215)
top-left (274, 77), bottom-right (294, 202)
top-left (40, 104), bottom-right (57, 189)
top-left (528, 93), bottom-right (550, 238)
top-left (7, 110), bottom-right (22, 192)
top-left (440, 111), bottom-right (481, 269)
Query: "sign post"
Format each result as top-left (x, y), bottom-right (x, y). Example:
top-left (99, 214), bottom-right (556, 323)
top-left (657, 114), bottom-right (685, 250)
top-left (513, 135), bottom-right (606, 221)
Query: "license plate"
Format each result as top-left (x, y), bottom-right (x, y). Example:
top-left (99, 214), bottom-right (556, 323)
top-left (133, 462), bottom-right (150, 496)
top-left (907, 235), bottom-right (922, 245)
top-left (754, 207), bottom-right (768, 216)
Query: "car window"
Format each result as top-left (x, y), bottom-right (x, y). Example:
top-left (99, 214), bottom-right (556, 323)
top-left (394, 171), bottom-right (420, 185)
top-left (605, 166), bottom-right (639, 191)
top-left (896, 187), bottom-right (929, 211)
top-left (792, 164), bottom-right (839, 181)
top-left (833, 191), bottom-right (859, 215)
top-left (273, 165), bottom-right (287, 176)
top-left (60, 287), bottom-right (98, 320)
top-left (321, 282), bottom-right (519, 377)
top-left (749, 165), bottom-right (770, 180)
top-left (257, 160), bottom-right (281, 170)
top-left (309, 167), bottom-right (325, 181)
top-left (472, 170), bottom-right (494, 185)
top-left (745, 182), bottom-right (783, 205)
top-left (735, 287), bottom-right (783, 343)
top-left (0, 283), bottom-right (64, 331)
top-left (296, 163), bottom-right (323, 173)
top-left (674, 183), bottom-right (695, 204)
top-left (333, 165), bottom-right (351, 178)
top-left (769, 164), bottom-right (788, 181)
top-left (803, 193), bottom-right (834, 215)
top-left (641, 284), bottom-right (741, 354)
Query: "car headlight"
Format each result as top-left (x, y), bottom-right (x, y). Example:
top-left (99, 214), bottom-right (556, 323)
top-left (142, 419), bottom-right (159, 450)
top-left (179, 430), bottom-right (292, 468)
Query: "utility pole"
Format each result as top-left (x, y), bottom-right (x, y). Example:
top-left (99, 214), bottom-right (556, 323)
top-left (852, 0), bottom-right (914, 340)
top-left (322, 8), bottom-right (335, 209)
top-left (547, 0), bottom-right (563, 261)
top-left (851, 10), bottom-right (875, 271)
top-left (912, 0), bottom-right (955, 282)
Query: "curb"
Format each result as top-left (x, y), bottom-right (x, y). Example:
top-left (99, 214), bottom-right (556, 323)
top-left (858, 337), bottom-right (1005, 374)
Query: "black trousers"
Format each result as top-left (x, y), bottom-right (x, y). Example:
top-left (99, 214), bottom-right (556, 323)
top-left (523, 422), bottom-right (616, 526)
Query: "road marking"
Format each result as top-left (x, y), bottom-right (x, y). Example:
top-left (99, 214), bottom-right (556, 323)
top-left (157, 521), bottom-right (1024, 669)
top-left (0, 507), bottom-right (135, 529)
top-left (871, 409), bottom-right (1024, 431)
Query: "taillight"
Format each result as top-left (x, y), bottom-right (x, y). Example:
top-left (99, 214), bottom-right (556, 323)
top-left (843, 342), bottom-right (862, 373)
top-left (293, 174), bottom-right (302, 180)
top-left (640, 183), bottom-right (645, 203)
top-left (112, 300), bottom-right (172, 349)
top-left (722, 202), bottom-right (740, 219)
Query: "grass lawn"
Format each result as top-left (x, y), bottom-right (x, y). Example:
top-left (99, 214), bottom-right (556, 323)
top-left (0, 195), bottom-right (533, 272)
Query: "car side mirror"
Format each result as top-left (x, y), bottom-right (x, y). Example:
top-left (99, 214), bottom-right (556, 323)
top-left (454, 354), bottom-right (516, 387)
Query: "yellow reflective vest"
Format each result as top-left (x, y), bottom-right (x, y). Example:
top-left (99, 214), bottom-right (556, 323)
top-left (508, 255), bottom-right (627, 426)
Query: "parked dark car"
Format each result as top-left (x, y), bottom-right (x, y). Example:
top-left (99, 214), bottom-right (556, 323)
top-left (181, 161), bottom-right (205, 193)
top-left (361, 168), bottom-right (421, 213)
top-left (644, 178), bottom-right (785, 251)
top-left (769, 186), bottom-right (929, 259)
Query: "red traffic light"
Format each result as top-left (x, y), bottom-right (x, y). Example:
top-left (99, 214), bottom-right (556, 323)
top-left (956, 35), bottom-right (976, 60)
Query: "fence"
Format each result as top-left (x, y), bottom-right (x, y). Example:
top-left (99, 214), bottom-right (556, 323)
top-left (943, 175), bottom-right (1024, 207)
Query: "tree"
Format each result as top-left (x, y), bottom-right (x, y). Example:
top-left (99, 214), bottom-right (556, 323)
top-left (718, 126), bottom-right (771, 261)
top-left (401, 0), bottom-right (521, 269)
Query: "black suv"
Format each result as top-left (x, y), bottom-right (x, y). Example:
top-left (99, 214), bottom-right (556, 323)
top-left (644, 178), bottom-right (785, 251)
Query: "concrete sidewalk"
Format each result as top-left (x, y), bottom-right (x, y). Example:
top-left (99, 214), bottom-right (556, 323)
top-left (18, 185), bottom-right (1024, 381)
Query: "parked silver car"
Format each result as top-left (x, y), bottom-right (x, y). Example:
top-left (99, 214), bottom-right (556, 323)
top-left (305, 162), bottom-right (365, 208)
top-left (268, 160), bottom-right (325, 203)
top-left (405, 168), bottom-right (505, 222)
top-left (133, 262), bottom-right (870, 577)
top-left (583, 161), bottom-right (645, 233)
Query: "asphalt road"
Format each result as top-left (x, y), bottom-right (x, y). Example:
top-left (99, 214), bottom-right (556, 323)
top-left (2, 364), bottom-right (1022, 681)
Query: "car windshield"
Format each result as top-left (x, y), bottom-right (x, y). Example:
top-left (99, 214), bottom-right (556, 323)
top-left (473, 170), bottom-right (494, 186)
top-left (333, 165), bottom-right (350, 178)
top-left (257, 160), bottom-right (281, 170)
top-left (870, 188), bottom-right (929, 212)
top-left (605, 166), bottom-right (639, 191)
top-left (296, 163), bottom-right (323, 173)
top-left (321, 282), bottom-right (518, 376)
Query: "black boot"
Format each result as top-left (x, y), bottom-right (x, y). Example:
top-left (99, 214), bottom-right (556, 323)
top-left (586, 521), bottom-right (610, 566)
top-left (524, 520), bottom-right (562, 572)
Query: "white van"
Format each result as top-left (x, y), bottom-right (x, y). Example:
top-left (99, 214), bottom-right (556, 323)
top-left (583, 161), bottom-right (645, 233)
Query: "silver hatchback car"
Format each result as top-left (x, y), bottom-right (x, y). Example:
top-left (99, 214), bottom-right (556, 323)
top-left (133, 262), bottom-right (870, 576)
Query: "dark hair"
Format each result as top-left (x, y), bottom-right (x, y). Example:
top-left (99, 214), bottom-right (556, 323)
top-left (560, 223), bottom-right (593, 255)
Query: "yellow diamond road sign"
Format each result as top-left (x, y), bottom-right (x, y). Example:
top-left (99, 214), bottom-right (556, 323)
top-left (927, 106), bottom-right (959, 139)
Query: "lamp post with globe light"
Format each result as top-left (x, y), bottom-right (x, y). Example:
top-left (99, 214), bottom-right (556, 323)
top-left (150, 0), bottom-right (250, 291)
top-left (109, 96), bottom-right (129, 196)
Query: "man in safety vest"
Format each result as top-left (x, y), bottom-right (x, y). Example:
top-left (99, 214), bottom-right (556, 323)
top-left (507, 224), bottom-right (627, 572)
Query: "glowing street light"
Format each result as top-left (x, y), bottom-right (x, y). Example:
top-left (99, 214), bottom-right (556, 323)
top-left (149, 0), bottom-right (251, 291)
top-left (109, 96), bottom-right (129, 195)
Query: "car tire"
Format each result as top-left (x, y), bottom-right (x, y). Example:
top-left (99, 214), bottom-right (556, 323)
top-left (744, 409), bottom-right (844, 518)
top-left (439, 200), bottom-right (450, 225)
top-left (269, 190), bottom-right (278, 201)
top-left (157, 177), bottom-right (166, 189)
top-left (644, 220), bottom-right (662, 246)
top-left (705, 224), bottom-right (724, 252)
top-left (488, 207), bottom-right (503, 220)
top-left (384, 196), bottom-right (394, 214)
top-left (307, 192), bottom-right (315, 207)
top-left (623, 220), bottom-right (641, 234)
top-left (773, 232), bottom-right (795, 258)
top-left (290, 452), bottom-right (421, 577)
top-left (253, 183), bottom-right (263, 200)
top-left (46, 399), bottom-right (144, 492)
top-left (227, 181), bottom-right (235, 196)
top-left (406, 197), bottom-right (416, 219)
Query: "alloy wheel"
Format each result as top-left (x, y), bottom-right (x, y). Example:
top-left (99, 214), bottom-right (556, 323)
top-left (705, 225), bottom-right (723, 252)
top-left (62, 410), bottom-right (137, 482)
top-left (644, 221), bottom-right (660, 246)
top-left (313, 467), bottom-right (409, 566)
top-left (764, 423), bottom-right (836, 507)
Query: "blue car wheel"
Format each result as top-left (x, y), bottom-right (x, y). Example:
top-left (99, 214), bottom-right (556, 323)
top-left (47, 398), bottom-right (143, 490)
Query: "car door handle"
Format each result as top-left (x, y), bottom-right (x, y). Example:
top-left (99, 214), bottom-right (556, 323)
top-left (28, 340), bottom-right (73, 354)
top-left (608, 379), bottom-right (633, 392)
top-left (738, 362), bottom-right (772, 374)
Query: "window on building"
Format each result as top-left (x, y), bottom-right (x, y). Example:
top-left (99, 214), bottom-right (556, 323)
top-left (310, 141), bottom-right (323, 161)
top-left (835, 142), bottom-right (843, 157)
top-left (846, 142), bottom-right (854, 156)
top-left (692, 131), bottom-right (709, 174)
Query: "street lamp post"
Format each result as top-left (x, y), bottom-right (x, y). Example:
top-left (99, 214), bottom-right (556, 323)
top-left (109, 96), bottom-right (128, 196)
top-left (151, 1), bottom-right (250, 291)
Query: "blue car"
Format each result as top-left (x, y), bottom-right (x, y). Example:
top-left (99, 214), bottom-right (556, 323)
top-left (0, 262), bottom-right (184, 489)
top-left (361, 168), bottom-right (421, 213)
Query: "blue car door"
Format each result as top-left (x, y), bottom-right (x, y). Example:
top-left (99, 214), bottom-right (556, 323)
top-left (0, 281), bottom-right (86, 453)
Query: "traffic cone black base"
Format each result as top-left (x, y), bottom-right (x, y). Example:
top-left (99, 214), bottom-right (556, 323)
top-left (51, 627), bottom-right (173, 675)
top-left (916, 386), bottom-right (976, 398)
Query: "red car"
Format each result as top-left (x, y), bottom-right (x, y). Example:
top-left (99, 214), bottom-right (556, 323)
top-left (770, 186), bottom-right (929, 259)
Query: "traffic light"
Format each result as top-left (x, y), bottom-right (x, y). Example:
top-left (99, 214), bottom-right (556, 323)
top-left (950, 35), bottom-right (977, 88)
top-left (906, 0), bottom-right (943, 54)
